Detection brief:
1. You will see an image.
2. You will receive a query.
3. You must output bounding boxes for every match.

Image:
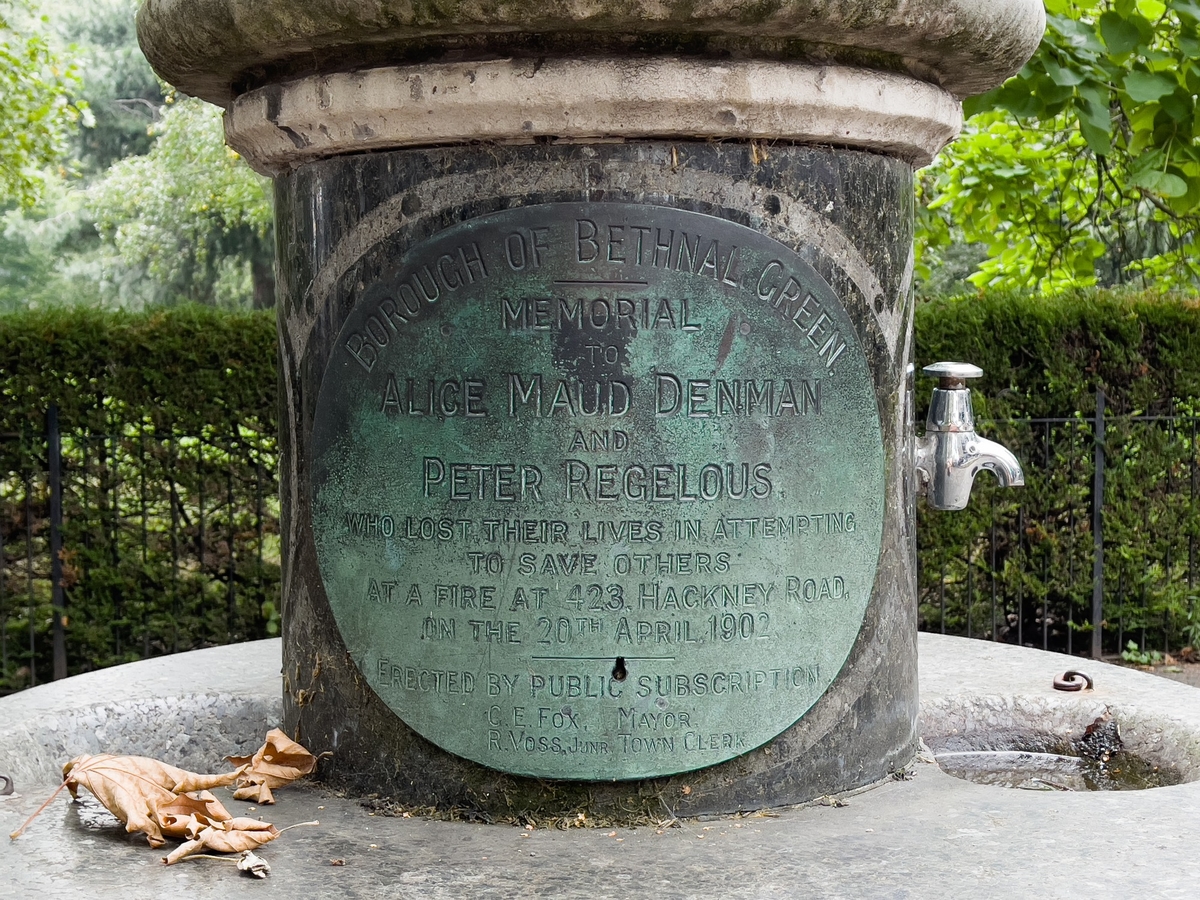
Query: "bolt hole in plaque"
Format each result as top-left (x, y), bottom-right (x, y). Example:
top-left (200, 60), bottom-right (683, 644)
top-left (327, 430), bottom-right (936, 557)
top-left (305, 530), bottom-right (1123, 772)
top-left (310, 202), bottom-right (885, 780)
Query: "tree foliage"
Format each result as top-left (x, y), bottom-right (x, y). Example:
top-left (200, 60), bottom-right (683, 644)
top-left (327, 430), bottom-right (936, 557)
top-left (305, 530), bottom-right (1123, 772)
top-left (0, 0), bottom-right (89, 206)
top-left (54, 0), bottom-right (161, 173)
top-left (919, 0), bottom-right (1200, 293)
top-left (86, 96), bottom-right (273, 307)
top-left (0, 1), bottom-right (273, 311)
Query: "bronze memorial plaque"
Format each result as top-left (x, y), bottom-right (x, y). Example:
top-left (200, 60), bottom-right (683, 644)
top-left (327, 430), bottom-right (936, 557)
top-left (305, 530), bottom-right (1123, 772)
top-left (310, 203), bottom-right (885, 780)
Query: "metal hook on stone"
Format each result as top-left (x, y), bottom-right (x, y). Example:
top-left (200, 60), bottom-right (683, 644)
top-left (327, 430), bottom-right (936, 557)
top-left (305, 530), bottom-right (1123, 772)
top-left (1053, 670), bottom-right (1094, 692)
top-left (0, 774), bottom-right (13, 796)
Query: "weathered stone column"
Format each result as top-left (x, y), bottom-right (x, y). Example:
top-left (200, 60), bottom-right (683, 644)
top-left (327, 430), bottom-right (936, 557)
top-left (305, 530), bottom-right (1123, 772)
top-left (139, 0), bottom-right (1043, 817)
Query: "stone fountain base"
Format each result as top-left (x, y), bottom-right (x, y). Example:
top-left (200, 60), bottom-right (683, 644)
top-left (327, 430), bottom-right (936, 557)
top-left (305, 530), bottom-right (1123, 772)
top-left (3, 635), bottom-right (1198, 899)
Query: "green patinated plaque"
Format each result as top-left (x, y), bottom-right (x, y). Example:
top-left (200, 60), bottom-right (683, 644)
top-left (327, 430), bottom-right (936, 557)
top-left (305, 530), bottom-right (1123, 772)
top-left (310, 203), bottom-right (885, 780)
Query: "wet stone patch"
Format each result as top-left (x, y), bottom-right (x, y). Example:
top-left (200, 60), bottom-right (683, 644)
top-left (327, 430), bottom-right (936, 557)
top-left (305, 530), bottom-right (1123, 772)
top-left (928, 717), bottom-right (1185, 791)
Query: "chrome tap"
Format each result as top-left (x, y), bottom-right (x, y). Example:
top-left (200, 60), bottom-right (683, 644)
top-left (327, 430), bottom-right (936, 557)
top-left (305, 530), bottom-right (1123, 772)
top-left (914, 362), bottom-right (1024, 511)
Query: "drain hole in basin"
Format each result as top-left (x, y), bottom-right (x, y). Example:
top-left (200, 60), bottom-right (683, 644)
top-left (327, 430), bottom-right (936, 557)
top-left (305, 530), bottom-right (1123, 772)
top-left (929, 717), bottom-right (1183, 791)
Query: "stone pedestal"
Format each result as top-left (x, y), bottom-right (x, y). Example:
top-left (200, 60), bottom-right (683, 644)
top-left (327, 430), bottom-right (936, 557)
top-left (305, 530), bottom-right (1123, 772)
top-left (138, 0), bottom-right (1043, 817)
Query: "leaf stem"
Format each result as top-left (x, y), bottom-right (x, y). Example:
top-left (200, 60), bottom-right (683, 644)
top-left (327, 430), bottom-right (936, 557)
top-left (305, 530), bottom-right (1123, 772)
top-left (276, 820), bottom-right (319, 834)
top-left (8, 780), bottom-right (68, 840)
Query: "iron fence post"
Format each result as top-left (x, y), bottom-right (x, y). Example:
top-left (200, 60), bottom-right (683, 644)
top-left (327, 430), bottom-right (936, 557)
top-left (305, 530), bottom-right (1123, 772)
top-left (1091, 390), bottom-right (1106, 659)
top-left (48, 405), bottom-right (66, 680)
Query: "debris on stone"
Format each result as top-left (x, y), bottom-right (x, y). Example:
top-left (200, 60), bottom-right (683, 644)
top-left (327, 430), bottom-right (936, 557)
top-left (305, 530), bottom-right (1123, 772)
top-left (9, 727), bottom-right (322, 881)
top-left (817, 795), bottom-right (849, 808)
top-left (237, 849), bottom-right (271, 878)
top-left (1076, 711), bottom-right (1122, 764)
top-left (59, 754), bottom-right (242, 847)
top-left (164, 818), bottom-right (280, 865)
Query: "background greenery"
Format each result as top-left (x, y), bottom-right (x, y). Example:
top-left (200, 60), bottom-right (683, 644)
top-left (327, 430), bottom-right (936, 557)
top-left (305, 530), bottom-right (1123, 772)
top-left (3, 1), bottom-right (1200, 677)
top-left (0, 0), bottom-right (270, 313)
top-left (1, 0), bottom-right (1198, 309)
top-left (4, 293), bottom-right (1200, 683)
top-left (0, 307), bottom-right (279, 691)
top-left (920, 0), bottom-right (1200, 294)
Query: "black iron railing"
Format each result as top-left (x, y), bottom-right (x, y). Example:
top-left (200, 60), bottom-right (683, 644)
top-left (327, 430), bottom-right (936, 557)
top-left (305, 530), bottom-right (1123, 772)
top-left (0, 407), bottom-right (280, 693)
top-left (3, 390), bottom-right (1198, 692)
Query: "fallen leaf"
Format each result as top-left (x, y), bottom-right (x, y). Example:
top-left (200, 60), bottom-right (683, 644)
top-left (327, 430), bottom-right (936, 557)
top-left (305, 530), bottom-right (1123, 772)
top-left (61, 755), bottom-right (239, 848)
top-left (164, 819), bottom-right (280, 865)
top-left (227, 729), bottom-right (317, 804)
top-left (155, 790), bottom-right (234, 840)
top-left (68, 754), bottom-right (242, 795)
top-left (12, 755), bottom-right (243, 843)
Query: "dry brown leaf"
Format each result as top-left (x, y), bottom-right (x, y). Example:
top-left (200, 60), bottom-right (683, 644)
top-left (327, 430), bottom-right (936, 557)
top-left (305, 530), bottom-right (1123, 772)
top-left (61, 755), bottom-right (242, 848)
top-left (227, 729), bottom-right (317, 804)
top-left (164, 819), bottom-right (280, 865)
top-left (155, 790), bottom-right (233, 840)
top-left (65, 754), bottom-right (242, 796)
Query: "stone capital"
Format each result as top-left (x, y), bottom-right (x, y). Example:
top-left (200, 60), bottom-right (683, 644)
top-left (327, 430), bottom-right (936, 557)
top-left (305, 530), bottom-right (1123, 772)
top-left (138, 0), bottom-right (1045, 107)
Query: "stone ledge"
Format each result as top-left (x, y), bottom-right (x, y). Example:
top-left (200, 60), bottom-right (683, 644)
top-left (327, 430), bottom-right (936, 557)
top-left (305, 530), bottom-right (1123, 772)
top-left (225, 58), bottom-right (962, 175)
top-left (137, 0), bottom-right (1045, 106)
top-left (0, 639), bottom-right (282, 784)
top-left (4, 635), bottom-right (1200, 899)
top-left (6, 635), bottom-right (1199, 788)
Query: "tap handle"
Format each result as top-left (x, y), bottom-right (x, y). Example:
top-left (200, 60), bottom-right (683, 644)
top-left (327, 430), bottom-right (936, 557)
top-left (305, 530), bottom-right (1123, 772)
top-left (922, 361), bottom-right (983, 390)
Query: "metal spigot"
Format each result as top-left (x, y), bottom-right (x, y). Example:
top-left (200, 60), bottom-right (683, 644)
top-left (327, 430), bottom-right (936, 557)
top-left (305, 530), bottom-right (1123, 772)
top-left (914, 362), bottom-right (1024, 511)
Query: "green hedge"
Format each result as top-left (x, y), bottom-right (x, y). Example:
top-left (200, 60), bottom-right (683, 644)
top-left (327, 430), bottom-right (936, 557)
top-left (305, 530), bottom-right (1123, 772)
top-left (914, 289), bottom-right (1200, 418)
top-left (915, 290), bottom-right (1200, 654)
top-left (3, 292), bottom-right (1200, 686)
top-left (0, 307), bottom-right (279, 691)
top-left (0, 306), bottom-right (277, 442)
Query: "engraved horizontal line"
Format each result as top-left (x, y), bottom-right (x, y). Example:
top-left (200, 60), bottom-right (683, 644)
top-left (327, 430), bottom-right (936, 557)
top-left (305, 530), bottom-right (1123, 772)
top-left (530, 655), bottom-right (676, 662)
top-left (551, 279), bottom-right (650, 287)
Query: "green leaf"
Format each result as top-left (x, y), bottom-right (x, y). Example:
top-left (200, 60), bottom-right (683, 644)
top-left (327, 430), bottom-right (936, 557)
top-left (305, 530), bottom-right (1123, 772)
top-left (1130, 167), bottom-right (1189, 196)
top-left (1080, 120), bottom-right (1113, 155)
top-left (1077, 80), bottom-right (1111, 113)
top-left (1170, 0), bottom-right (1200, 21)
top-left (1122, 71), bottom-right (1178, 101)
top-left (963, 87), bottom-right (1003, 119)
top-left (1044, 55), bottom-right (1087, 86)
top-left (1050, 15), bottom-right (1107, 53)
top-left (1160, 89), bottom-right (1193, 122)
top-left (986, 79), bottom-right (1045, 118)
top-left (1099, 11), bottom-right (1143, 53)
top-left (1035, 74), bottom-right (1076, 105)
top-left (1075, 94), bottom-right (1113, 153)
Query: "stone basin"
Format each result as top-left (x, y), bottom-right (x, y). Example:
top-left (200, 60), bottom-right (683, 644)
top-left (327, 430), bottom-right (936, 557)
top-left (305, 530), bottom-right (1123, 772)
top-left (4, 634), bottom-right (1200, 898)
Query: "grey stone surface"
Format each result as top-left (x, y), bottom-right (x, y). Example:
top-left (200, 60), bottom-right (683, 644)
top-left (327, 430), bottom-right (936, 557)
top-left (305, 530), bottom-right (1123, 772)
top-left (136, 0), bottom-right (1044, 106)
top-left (0, 640), bottom-right (282, 786)
top-left (920, 636), bottom-right (1200, 781)
top-left (3, 633), bottom-right (1200, 899)
top-left (225, 58), bottom-right (963, 175)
